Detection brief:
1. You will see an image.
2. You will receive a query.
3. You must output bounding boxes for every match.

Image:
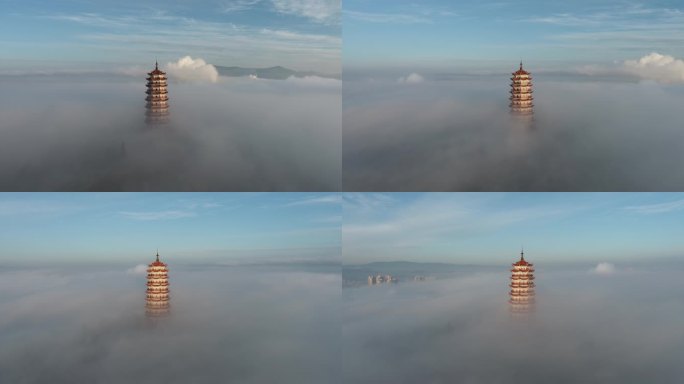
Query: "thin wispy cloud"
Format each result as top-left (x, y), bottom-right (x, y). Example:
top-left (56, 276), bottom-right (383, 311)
top-left (271, 0), bottom-right (340, 24)
top-left (221, 0), bottom-right (263, 13)
top-left (18, 3), bottom-right (341, 73)
top-left (285, 195), bottom-right (342, 207)
top-left (344, 10), bottom-right (431, 24)
top-left (118, 210), bottom-right (197, 221)
top-left (625, 199), bottom-right (684, 214)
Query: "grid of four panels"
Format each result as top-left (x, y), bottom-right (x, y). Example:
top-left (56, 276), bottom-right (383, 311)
top-left (2, 0), bottom-right (684, 383)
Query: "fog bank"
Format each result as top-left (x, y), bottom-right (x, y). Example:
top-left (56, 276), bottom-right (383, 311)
top-left (343, 265), bottom-right (684, 383)
top-left (0, 264), bottom-right (340, 383)
top-left (0, 74), bottom-right (341, 191)
top-left (343, 75), bottom-right (684, 190)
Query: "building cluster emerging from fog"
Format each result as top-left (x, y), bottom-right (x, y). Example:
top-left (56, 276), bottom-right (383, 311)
top-left (146, 252), bottom-right (170, 317)
top-left (509, 62), bottom-right (534, 117)
top-left (509, 250), bottom-right (535, 314)
top-left (368, 274), bottom-right (396, 285)
top-left (145, 62), bottom-right (170, 124)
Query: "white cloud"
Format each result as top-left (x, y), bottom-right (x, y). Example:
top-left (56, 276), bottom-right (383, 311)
top-left (592, 262), bottom-right (616, 275)
top-left (222, 0), bottom-right (262, 12)
top-left (284, 75), bottom-right (341, 88)
top-left (126, 264), bottom-right (148, 275)
top-left (397, 73), bottom-right (424, 84)
top-left (285, 195), bottom-right (342, 207)
top-left (344, 10), bottom-right (430, 24)
top-left (118, 210), bottom-right (196, 221)
top-left (624, 198), bottom-right (684, 214)
top-left (622, 52), bottom-right (684, 83)
top-left (271, 0), bottom-right (340, 24)
top-left (166, 56), bottom-right (219, 83)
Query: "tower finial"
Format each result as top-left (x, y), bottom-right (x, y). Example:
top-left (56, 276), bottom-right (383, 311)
top-left (156, 249), bottom-right (159, 262)
top-left (520, 60), bottom-right (523, 70)
top-left (520, 246), bottom-right (525, 261)
top-left (155, 59), bottom-right (158, 70)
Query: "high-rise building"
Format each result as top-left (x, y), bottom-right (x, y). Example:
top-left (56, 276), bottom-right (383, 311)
top-left (145, 61), bottom-right (169, 124)
top-left (146, 251), bottom-right (170, 317)
top-left (509, 249), bottom-right (535, 314)
top-left (509, 62), bottom-right (534, 116)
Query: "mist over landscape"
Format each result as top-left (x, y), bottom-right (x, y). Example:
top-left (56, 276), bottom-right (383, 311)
top-left (0, 263), bottom-right (340, 384)
top-left (0, 71), bottom-right (341, 191)
top-left (343, 263), bottom-right (684, 384)
top-left (343, 70), bottom-right (684, 191)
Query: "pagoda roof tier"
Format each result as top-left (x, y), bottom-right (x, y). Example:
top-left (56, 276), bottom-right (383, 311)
top-left (510, 105), bottom-right (535, 109)
top-left (145, 89), bottom-right (168, 94)
top-left (146, 297), bottom-right (170, 302)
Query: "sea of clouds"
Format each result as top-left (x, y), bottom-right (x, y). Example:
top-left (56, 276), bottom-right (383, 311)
top-left (0, 264), bottom-right (340, 384)
top-left (343, 264), bottom-right (684, 383)
top-left (343, 53), bottom-right (684, 191)
top-left (0, 56), bottom-right (341, 191)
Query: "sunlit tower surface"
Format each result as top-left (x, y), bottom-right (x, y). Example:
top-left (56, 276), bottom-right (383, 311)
top-left (145, 61), bottom-right (169, 124)
top-left (146, 251), bottom-right (170, 317)
top-left (509, 249), bottom-right (535, 314)
top-left (510, 62), bottom-right (534, 116)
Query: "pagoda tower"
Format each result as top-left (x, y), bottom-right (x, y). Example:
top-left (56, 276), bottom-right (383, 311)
top-left (509, 249), bottom-right (535, 314)
top-left (509, 62), bottom-right (533, 116)
top-left (146, 251), bottom-right (170, 317)
top-left (145, 61), bottom-right (169, 124)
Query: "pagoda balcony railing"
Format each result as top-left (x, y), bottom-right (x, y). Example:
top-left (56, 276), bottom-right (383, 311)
top-left (509, 89), bottom-right (533, 93)
top-left (146, 297), bottom-right (170, 301)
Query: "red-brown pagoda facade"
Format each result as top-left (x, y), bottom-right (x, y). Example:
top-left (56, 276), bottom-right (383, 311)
top-left (509, 249), bottom-right (535, 314)
top-left (146, 251), bottom-right (170, 317)
top-left (510, 62), bottom-right (533, 116)
top-left (145, 61), bottom-right (169, 124)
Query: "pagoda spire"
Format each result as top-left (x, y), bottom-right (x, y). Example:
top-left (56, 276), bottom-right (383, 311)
top-left (145, 61), bottom-right (169, 124)
top-left (146, 251), bottom-right (170, 317)
top-left (510, 248), bottom-right (535, 314)
top-left (509, 61), bottom-right (534, 117)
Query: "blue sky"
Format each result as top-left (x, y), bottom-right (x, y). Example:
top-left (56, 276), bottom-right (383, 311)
top-left (343, 193), bottom-right (684, 265)
top-left (0, 193), bottom-right (341, 264)
top-left (344, 0), bottom-right (684, 70)
top-left (0, 0), bottom-right (340, 72)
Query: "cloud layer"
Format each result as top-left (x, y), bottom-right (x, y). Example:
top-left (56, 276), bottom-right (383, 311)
top-left (343, 74), bottom-right (684, 191)
top-left (623, 52), bottom-right (684, 83)
top-left (0, 265), bottom-right (340, 383)
top-left (397, 73), bottom-right (424, 84)
top-left (592, 262), bottom-right (616, 275)
top-left (0, 72), bottom-right (341, 191)
top-left (166, 56), bottom-right (219, 83)
top-left (344, 266), bottom-right (684, 383)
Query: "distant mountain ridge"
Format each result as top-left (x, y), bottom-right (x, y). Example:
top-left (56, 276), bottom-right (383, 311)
top-left (215, 65), bottom-right (340, 80)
